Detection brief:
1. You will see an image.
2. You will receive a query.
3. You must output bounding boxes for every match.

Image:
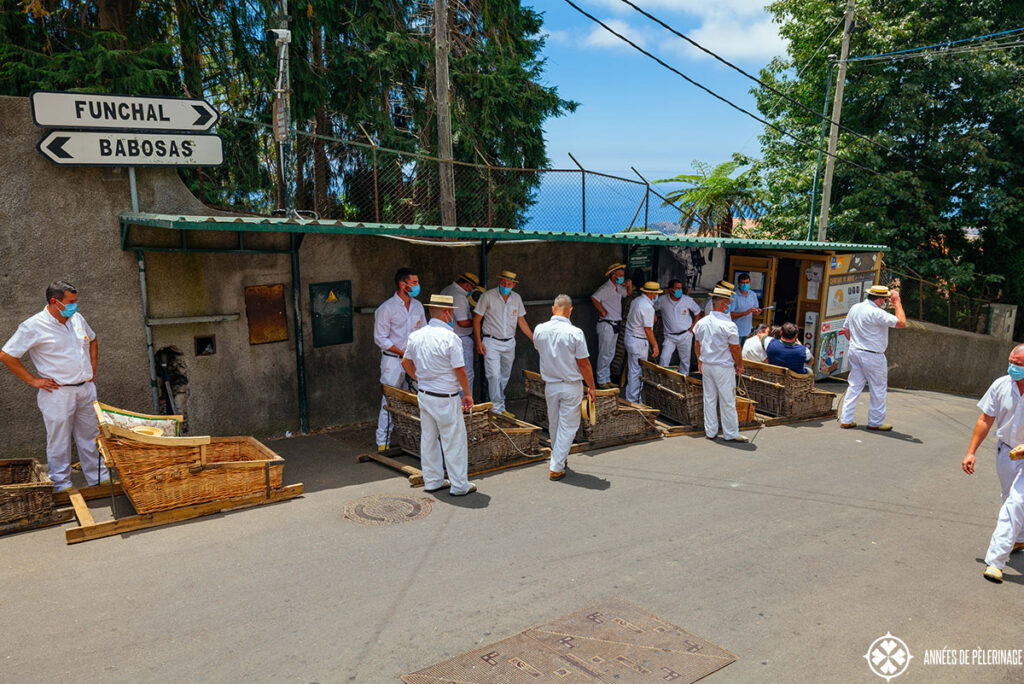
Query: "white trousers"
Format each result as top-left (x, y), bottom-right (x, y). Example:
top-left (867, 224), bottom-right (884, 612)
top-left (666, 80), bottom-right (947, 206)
top-left (483, 337), bottom-right (515, 413)
top-left (37, 382), bottom-right (108, 491)
top-left (596, 321), bottom-right (618, 384)
top-left (992, 442), bottom-right (1024, 545)
top-left (418, 393), bottom-right (470, 495)
top-left (702, 363), bottom-right (739, 440)
top-left (660, 331), bottom-right (693, 374)
top-left (376, 355), bottom-right (408, 447)
top-left (839, 348), bottom-right (888, 426)
top-left (459, 335), bottom-right (475, 390)
top-left (624, 336), bottom-right (648, 403)
top-left (546, 381), bottom-right (582, 473)
top-left (985, 463), bottom-right (1024, 569)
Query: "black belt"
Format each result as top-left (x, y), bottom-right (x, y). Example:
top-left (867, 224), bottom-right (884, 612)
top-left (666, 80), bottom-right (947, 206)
top-left (382, 351), bottom-right (400, 358)
top-left (418, 390), bottom-right (460, 398)
top-left (483, 335), bottom-right (512, 342)
top-left (598, 319), bottom-right (620, 325)
top-left (667, 329), bottom-right (692, 336)
top-left (61, 381), bottom-right (87, 387)
top-left (855, 348), bottom-right (883, 354)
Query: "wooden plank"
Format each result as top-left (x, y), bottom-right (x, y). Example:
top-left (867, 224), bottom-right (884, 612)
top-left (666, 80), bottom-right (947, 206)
top-left (53, 481), bottom-right (124, 504)
top-left (65, 484), bottom-right (304, 544)
top-left (411, 449), bottom-right (553, 487)
top-left (357, 451), bottom-right (423, 479)
top-left (0, 508), bottom-right (75, 536)
top-left (68, 490), bottom-right (95, 528)
top-left (567, 431), bottom-right (662, 454)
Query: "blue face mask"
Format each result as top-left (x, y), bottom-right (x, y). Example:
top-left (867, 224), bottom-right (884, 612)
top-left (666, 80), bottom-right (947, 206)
top-left (724, 304), bottom-right (732, 314)
top-left (498, 285), bottom-right (512, 296)
top-left (652, 295), bottom-right (659, 304)
top-left (739, 283), bottom-right (750, 293)
top-left (672, 289), bottom-right (683, 298)
top-left (446, 316), bottom-right (455, 328)
top-left (615, 276), bottom-right (624, 285)
top-left (56, 301), bottom-right (77, 318)
top-left (1009, 363), bottom-right (1024, 381)
top-left (407, 284), bottom-right (421, 298)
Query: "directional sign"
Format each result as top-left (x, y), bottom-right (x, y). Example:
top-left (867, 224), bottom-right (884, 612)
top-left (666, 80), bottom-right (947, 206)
top-left (31, 90), bottom-right (219, 132)
top-left (37, 130), bottom-right (223, 167)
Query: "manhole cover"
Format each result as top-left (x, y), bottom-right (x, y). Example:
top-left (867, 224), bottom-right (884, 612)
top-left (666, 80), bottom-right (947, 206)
top-left (343, 495), bottom-right (432, 526)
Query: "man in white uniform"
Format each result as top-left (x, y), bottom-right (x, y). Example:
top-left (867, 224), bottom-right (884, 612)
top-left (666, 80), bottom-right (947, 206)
top-left (741, 324), bottom-right (770, 363)
top-left (473, 270), bottom-right (533, 417)
top-left (656, 279), bottom-right (702, 373)
top-left (440, 272), bottom-right (479, 390)
top-left (402, 295), bottom-right (476, 496)
top-left (838, 285), bottom-right (906, 430)
top-left (591, 262), bottom-right (632, 389)
top-left (729, 272), bottom-right (762, 345)
top-left (533, 295), bottom-right (598, 480)
top-left (0, 281), bottom-right (108, 491)
top-left (704, 280), bottom-right (736, 315)
top-left (962, 344), bottom-right (1024, 582)
top-left (693, 286), bottom-right (747, 442)
top-left (373, 268), bottom-right (426, 451)
top-left (623, 282), bottom-right (661, 403)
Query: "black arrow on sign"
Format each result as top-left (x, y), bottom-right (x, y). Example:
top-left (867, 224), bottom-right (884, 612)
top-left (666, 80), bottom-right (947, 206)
top-left (47, 135), bottom-right (72, 159)
top-left (192, 104), bottom-right (214, 128)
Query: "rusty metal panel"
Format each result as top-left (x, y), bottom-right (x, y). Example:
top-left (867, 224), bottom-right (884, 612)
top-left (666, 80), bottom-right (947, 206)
top-left (244, 284), bottom-right (289, 345)
top-left (310, 280), bottom-right (353, 347)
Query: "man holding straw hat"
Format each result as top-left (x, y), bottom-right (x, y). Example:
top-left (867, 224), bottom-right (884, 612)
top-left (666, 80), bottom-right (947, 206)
top-left (693, 285), bottom-right (748, 442)
top-left (402, 294), bottom-right (477, 496)
top-left (440, 272), bottom-right (480, 390)
top-left (473, 270), bottom-right (533, 417)
top-left (623, 281), bottom-right (662, 403)
top-left (591, 262), bottom-right (632, 389)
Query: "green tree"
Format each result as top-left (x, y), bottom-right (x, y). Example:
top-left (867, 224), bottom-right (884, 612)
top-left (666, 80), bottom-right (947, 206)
top-left (655, 155), bottom-right (763, 236)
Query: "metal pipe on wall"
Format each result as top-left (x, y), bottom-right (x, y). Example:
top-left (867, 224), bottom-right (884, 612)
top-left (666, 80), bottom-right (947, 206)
top-left (136, 250), bottom-right (161, 413)
top-left (291, 233), bottom-right (309, 433)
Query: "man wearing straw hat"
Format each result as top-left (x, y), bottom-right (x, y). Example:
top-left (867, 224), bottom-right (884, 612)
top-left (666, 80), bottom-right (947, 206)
top-left (0, 280), bottom-right (109, 491)
top-left (473, 270), bottom-right (533, 417)
top-left (402, 294), bottom-right (477, 496)
top-left (656, 278), bottom-right (703, 374)
top-left (838, 284), bottom-right (906, 431)
top-left (533, 295), bottom-right (598, 480)
top-left (623, 281), bottom-right (662, 403)
top-left (440, 272), bottom-right (480, 390)
top-left (373, 267), bottom-right (426, 452)
top-left (591, 262), bottom-right (632, 389)
top-left (693, 285), bottom-right (748, 442)
top-left (705, 279), bottom-right (736, 315)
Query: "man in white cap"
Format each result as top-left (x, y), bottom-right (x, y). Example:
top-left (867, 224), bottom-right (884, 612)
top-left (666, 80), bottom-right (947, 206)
top-left (402, 294), bottom-right (476, 496)
top-left (0, 280), bottom-right (109, 491)
top-left (533, 295), bottom-right (598, 480)
top-left (656, 278), bottom-right (702, 374)
top-left (373, 267), bottom-right (426, 451)
top-left (623, 282), bottom-right (661, 403)
top-left (473, 270), bottom-right (533, 417)
top-left (962, 343), bottom-right (1024, 583)
top-left (591, 262), bottom-right (632, 389)
top-left (693, 285), bottom-right (747, 442)
top-left (838, 284), bottom-right (906, 430)
top-left (440, 272), bottom-right (480, 390)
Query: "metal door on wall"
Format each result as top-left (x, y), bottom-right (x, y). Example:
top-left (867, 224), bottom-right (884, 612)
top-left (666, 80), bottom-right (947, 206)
top-left (728, 255), bottom-right (776, 330)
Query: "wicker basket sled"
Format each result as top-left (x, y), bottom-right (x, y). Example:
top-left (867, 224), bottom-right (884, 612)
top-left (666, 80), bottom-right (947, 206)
top-left (523, 370), bottom-right (660, 448)
top-left (0, 459), bottom-right (73, 534)
top-left (639, 360), bottom-right (758, 430)
top-left (740, 360), bottom-right (836, 419)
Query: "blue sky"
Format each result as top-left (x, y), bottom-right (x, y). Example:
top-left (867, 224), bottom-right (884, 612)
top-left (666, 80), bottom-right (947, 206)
top-left (532, 0), bottom-right (791, 179)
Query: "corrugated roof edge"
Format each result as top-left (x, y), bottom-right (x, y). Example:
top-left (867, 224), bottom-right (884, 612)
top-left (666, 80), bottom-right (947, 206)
top-left (118, 212), bottom-right (889, 252)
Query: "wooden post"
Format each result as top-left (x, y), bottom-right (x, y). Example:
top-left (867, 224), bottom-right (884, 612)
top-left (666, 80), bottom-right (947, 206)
top-left (434, 0), bottom-right (457, 226)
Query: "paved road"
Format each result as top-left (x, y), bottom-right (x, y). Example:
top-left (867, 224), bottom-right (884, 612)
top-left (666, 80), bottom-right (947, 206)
top-left (2, 386), bottom-right (1022, 682)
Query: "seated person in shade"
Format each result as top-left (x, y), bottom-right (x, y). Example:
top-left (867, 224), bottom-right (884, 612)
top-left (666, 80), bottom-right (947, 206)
top-left (741, 324), bottom-right (769, 363)
top-left (766, 322), bottom-right (813, 373)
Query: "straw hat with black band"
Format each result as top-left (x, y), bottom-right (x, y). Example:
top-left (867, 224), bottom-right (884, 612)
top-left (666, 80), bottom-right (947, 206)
top-left (457, 272), bottom-right (480, 288)
top-left (427, 294), bottom-right (455, 310)
top-left (710, 286), bottom-right (734, 299)
top-left (497, 270), bottom-right (519, 283)
top-left (866, 285), bottom-right (891, 298)
top-left (717, 280), bottom-right (736, 291)
top-left (640, 281), bottom-right (663, 295)
top-left (604, 262), bottom-right (627, 277)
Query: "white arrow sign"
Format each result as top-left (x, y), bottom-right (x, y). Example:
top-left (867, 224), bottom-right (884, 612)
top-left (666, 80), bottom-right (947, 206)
top-left (31, 90), bottom-right (219, 131)
top-left (37, 131), bottom-right (223, 167)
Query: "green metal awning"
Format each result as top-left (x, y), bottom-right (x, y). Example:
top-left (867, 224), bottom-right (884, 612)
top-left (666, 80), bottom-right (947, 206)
top-left (119, 212), bottom-right (888, 252)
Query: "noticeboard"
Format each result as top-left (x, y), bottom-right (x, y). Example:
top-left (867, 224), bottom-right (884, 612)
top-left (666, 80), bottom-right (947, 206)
top-left (310, 281), bottom-right (353, 347)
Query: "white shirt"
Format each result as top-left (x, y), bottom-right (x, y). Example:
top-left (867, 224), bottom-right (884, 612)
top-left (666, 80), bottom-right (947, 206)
top-left (843, 299), bottom-right (899, 352)
top-left (474, 288), bottom-right (525, 339)
top-left (440, 281), bottom-right (473, 338)
top-left (978, 376), bottom-right (1024, 447)
top-left (693, 311), bottom-right (739, 367)
top-left (373, 293), bottom-right (426, 354)
top-left (2, 309), bottom-right (96, 385)
top-left (741, 334), bottom-right (768, 362)
top-left (730, 289), bottom-right (760, 337)
top-left (592, 279), bottom-right (628, 322)
top-left (625, 295), bottom-right (656, 340)
top-left (405, 319), bottom-right (464, 393)
top-left (657, 294), bottom-right (701, 335)
top-left (533, 315), bottom-right (589, 383)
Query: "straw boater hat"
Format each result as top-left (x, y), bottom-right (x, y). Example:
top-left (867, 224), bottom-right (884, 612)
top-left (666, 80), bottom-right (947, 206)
top-left (717, 280), bottom-right (736, 291)
top-left (468, 286), bottom-right (485, 307)
top-left (867, 285), bottom-right (891, 298)
top-left (604, 262), bottom-right (627, 277)
top-left (640, 281), bottom-right (663, 294)
top-left (711, 286), bottom-right (734, 299)
top-left (498, 270), bottom-right (519, 283)
top-left (458, 272), bottom-right (480, 287)
top-left (427, 294), bottom-right (455, 309)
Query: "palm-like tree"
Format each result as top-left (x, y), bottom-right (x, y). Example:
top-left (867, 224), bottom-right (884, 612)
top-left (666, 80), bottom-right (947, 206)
top-left (655, 155), bottom-right (762, 237)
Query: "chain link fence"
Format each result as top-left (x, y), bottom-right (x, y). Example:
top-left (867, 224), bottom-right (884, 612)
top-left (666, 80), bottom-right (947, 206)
top-left (882, 267), bottom-right (992, 334)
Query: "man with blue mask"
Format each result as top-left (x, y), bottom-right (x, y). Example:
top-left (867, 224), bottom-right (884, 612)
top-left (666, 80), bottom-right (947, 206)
top-left (373, 267), bottom-right (426, 451)
top-left (473, 270), bottom-right (533, 417)
top-left (440, 272), bottom-right (480, 391)
top-left (729, 273), bottom-right (762, 345)
top-left (838, 284), bottom-right (906, 431)
top-left (623, 282), bottom-right (662, 403)
top-left (693, 286), bottom-right (747, 442)
top-left (656, 279), bottom-right (702, 374)
top-left (704, 280), bottom-right (736, 315)
top-left (963, 343), bottom-right (1024, 583)
top-left (590, 263), bottom-right (632, 389)
top-left (0, 280), bottom-right (108, 492)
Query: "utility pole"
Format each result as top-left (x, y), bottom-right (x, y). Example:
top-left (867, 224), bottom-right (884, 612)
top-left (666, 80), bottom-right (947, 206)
top-left (434, 0), bottom-right (457, 226)
top-left (807, 56), bottom-right (836, 241)
top-left (816, 0), bottom-right (856, 242)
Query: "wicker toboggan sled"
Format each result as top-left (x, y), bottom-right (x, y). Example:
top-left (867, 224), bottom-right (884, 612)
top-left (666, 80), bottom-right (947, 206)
top-left (639, 360), bottom-right (758, 430)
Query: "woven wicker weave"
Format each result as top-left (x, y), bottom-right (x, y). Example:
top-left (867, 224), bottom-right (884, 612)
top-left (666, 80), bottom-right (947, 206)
top-left (740, 360), bottom-right (835, 418)
top-left (0, 459), bottom-right (54, 524)
top-left (640, 360), bottom-right (757, 428)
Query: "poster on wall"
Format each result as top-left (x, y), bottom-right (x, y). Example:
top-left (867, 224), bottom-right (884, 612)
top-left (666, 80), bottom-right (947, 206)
top-left (817, 318), bottom-right (850, 376)
top-left (803, 311), bottom-right (818, 355)
top-left (805, 263), bottom-right (823, 300)
top-left (825, 271), bottom-right (877, 318)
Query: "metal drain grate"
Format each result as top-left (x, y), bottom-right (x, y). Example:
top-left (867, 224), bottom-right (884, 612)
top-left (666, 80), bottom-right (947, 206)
top-left (343, 495), bottom-right (432, 526)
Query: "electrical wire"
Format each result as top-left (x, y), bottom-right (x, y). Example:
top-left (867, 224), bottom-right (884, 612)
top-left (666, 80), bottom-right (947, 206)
top-left (849, 26), bottom-right (1024, 61)
top-left (561, 0), bottom-right (881, 176)
top-left (852, 38), bottom-right (1024, 64)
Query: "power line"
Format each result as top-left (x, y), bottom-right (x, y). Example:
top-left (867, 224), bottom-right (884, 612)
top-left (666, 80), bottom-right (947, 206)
top-left (849, 26), bottom-right (1024, 61)
top-left (852, 38), bottom-right (1024, 64)
top-left (562, 0), bottom-right (881, 176)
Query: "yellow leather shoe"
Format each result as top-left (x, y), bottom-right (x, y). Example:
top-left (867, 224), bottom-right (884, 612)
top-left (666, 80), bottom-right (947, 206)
top-left (984, 566), bottom-right (1003, 583)
top-left (839, 422), bottom-right (857, 429)
top-left (549, 470), bottom-right (565, 480)
top-left (867, 424), bottom-right (893, 431)
top-left (377, 444), bottom-right (389, 453)
top-left (1013, 542), bottom-right (1024, 553)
